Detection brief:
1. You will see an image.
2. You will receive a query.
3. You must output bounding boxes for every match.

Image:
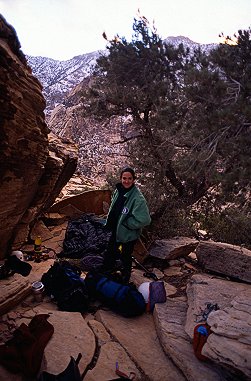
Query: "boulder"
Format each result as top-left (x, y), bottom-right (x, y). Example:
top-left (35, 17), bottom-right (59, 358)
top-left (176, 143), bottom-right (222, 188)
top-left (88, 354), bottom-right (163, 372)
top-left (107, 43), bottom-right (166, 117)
top-left (154, 297), bottom-right (228, 381)
top-left (196, 241), bottom-right (251, 283)
top-left (185, 274), bottom-right (251, 379)
top-left (185, 274), bottom-right (250, 338)
top-left (149, 237), bottom-right (199, 260)
top-left (203, 290), bottom-right (251, 379)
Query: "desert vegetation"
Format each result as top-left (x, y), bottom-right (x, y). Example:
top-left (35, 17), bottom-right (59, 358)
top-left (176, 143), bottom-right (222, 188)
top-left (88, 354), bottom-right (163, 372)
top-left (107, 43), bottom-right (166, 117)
top-left (81, 17), bottom-right (251, 247)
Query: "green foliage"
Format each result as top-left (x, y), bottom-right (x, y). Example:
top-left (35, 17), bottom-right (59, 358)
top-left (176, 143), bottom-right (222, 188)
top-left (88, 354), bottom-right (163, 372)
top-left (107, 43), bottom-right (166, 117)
top-left (197, 207), bottom-right (251, 248)
top-left (82, 18), bottom-right (251, 246)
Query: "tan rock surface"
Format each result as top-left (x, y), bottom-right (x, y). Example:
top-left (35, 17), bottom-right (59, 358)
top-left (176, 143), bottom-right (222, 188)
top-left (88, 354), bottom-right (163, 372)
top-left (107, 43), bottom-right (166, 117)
top-left (154, 297), bottom-right (228, 381)
top-left (0, 259), bottom-right (55, 316)
top-left (185, 273), bottom-right (251, 338)
top-left (207, 291), bottom-right (251, 344)
top-left (84, 338), bottom-right (141, 381)
top-left (202, 289), bottom-right (251, 379)
top-left (164, 266), bottom-right (183, 276)
top-left (0, 14), bottom-right (48, 258)
top-left (1, 217), bottom-right (250, 381)
top-left (196, 241), bottom-right (251, 283)
top-left (26, 259), bottom-right (55, 284)
top-left (0, 308), bottom-right (96, 380)
top-left (41, 309), bottom-right (95, 375)
top-left (85, 320), bottom-right (141, 381)
top-left (96, 309), bottom-right (184, 381)
top-left (131, 269), bottom-right (177, 296)
top-left (149, 237), bottom-right (199, 261)
top-left (203, 333), bottom-right (251, 380)
top-left (87, 319), bottom-right (111, 345)
top-left (0, 274), bottom-right (30, 316)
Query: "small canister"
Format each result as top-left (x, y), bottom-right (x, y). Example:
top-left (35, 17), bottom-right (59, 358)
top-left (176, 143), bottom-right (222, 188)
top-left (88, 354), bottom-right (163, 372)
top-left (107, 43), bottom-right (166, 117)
top-left (32, 281), bottom-right (44, 302)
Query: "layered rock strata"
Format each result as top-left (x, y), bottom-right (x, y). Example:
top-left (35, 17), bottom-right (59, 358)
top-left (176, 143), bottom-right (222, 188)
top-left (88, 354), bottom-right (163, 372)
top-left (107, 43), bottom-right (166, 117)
top-left (0, 15), bottom-right (78, 259)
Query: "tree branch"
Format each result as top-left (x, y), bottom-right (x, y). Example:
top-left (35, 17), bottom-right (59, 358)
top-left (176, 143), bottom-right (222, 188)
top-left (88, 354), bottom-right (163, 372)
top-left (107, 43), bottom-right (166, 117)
top-left (165, 161), bottom-right (186, 197)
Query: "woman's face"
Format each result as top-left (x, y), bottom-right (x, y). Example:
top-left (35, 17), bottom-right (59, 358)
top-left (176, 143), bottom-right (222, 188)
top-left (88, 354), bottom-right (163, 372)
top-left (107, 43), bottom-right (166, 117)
top-left (121, 171), bottom-right (135, 189)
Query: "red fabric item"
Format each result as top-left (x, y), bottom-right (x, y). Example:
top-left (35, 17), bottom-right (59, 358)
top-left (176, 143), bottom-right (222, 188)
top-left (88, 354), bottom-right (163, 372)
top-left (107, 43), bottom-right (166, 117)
top-left (0, 314), bottom-right (54, 377)
top-left (193, 323), bottom-right (211, 361)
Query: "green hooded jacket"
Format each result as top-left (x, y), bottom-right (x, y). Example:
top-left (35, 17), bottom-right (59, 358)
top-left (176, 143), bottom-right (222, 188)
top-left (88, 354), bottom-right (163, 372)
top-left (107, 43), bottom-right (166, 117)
top-left (107, 185), bottom-right (151, 243)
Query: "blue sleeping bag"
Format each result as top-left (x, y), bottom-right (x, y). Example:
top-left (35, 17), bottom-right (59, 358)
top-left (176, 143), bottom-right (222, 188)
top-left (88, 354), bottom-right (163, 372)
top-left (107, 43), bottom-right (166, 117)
top-left (85, 272), bottom-right (146, 317)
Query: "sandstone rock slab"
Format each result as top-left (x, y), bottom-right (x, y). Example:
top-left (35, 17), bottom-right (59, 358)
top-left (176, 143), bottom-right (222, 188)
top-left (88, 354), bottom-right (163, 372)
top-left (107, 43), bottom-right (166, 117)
top-left (96, 309), bottom-right (185, 381)
top-left (202, 289), bottom-right (251, 379)
top-left (149, 237), bottom-right (199, 261)
top-left (203, 332), bottom-right (251, 380)
top-left (0, 274), bottom-right (31, 315)
top-left (41, 310), bottom-right (95, 375)
top-left (83, 317), bottom-right (142, 380)
top-left (196, 241), bottom-right (251, 283)
top-left (154, 298), bottom-right (228, 381)
top-left (0, 307), bottom-right (96, 380)
top-left (185, 274), bottom-right (251, 379)
top-left (185, 274), bottom-right (251, 338)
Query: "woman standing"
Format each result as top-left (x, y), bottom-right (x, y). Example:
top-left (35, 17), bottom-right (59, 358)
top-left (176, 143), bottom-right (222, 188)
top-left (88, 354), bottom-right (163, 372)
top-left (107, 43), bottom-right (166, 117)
top-left (104, 167), bottom-right (151, 283)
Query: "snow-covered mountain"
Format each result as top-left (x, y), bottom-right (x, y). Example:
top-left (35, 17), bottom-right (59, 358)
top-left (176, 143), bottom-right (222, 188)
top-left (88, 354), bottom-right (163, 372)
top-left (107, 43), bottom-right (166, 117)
top-left (25, 36), bottom-right (219, 185)
top-left (26, 36), bottom-right (217, 116)
top-left (164, 36), bottom-right (218, 54)
top-left (27, 50), bottom-right (103, 115)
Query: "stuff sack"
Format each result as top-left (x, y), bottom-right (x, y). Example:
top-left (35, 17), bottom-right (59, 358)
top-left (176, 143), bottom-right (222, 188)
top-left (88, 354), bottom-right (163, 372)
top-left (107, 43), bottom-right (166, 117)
top-left (138, 281), bottom-right (167, 312)
top-left (193, 323), bottom-right (211, 361)
top-left (149, 281), bottom-right (167, 312)
top-left (41, 261), bottom-right (89, 312)
top-left (85, 272), bottom-right (146, 317)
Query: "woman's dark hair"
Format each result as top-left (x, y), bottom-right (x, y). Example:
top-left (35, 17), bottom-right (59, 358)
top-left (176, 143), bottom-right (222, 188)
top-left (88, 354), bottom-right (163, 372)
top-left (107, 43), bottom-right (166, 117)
top-left (120, 167), bottom-right (136, 179)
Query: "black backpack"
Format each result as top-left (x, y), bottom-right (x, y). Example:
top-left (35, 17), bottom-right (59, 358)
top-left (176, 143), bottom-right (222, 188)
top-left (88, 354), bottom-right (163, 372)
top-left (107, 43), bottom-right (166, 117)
top-left (41, 261), bottom-right (89, 312)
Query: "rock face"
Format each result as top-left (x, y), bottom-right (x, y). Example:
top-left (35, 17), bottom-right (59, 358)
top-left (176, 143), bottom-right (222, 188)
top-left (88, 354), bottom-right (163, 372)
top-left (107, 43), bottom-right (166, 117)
top-left (185, 273), bottom-right (251, 379)
top-left (205, 293), bottom-right (251, 380)
top-left (47, 79), bottom-right (130, 187)
top-left (196, 241), bottom-right (251, 283)
top-left (185, 274), bottom-right (250, 338)
top-left (0, 15), bottom-right (78, 259)
top-left (154, 298), bottom-right (228, 381)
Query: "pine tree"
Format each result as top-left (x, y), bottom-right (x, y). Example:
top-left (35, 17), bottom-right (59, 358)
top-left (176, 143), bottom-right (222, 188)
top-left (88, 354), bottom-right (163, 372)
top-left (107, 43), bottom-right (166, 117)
top-left (82, 20), bottom-right (251, 245)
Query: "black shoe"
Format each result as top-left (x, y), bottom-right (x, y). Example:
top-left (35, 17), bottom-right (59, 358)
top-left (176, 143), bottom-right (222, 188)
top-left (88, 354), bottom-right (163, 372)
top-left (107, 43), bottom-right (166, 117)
top-left (6, 256), bottom-right (32, 277)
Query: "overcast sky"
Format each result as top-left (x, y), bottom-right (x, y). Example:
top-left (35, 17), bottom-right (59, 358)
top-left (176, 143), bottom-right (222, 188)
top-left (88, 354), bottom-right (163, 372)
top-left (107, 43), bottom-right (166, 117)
top-left (0, 0), bottom-right (250, 60)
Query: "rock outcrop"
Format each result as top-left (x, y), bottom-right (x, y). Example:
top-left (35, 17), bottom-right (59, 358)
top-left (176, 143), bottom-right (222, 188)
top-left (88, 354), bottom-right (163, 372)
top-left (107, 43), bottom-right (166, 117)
top-left (196, 241), bottom-right (251, 283)
top-left (0, 15), bottom-right (78, 259)
top-left (0, 214), bottom-right (251, 380)
top-left (185, 273), bottom-right (251, 379)
top-left (47, 78), bottom-right (138, 187)
top-left (149, 237), bottom-right (199, 260)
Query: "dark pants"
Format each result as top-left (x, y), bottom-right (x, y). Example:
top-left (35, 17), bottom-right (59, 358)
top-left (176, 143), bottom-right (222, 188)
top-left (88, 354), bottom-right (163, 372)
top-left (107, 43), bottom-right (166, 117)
top-left (103, 235), bottom-right (137, 283)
